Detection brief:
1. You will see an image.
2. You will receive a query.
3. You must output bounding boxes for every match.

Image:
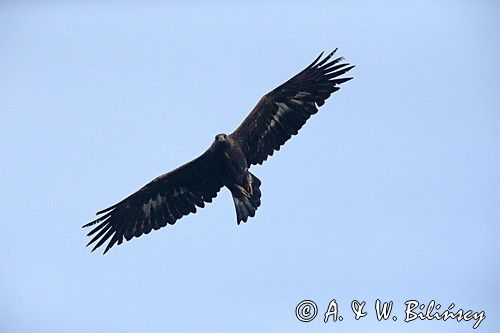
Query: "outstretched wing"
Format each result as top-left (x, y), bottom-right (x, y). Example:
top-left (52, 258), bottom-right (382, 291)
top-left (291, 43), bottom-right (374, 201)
top-left (230, 49), bottom-right (354, 165)
top-left (82, 148), bottom-right (224, 254)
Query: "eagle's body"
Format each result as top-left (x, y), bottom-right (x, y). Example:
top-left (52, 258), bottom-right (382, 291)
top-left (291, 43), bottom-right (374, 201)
top-left (216, 134), bottom-right (248, 188)
top-left (84, 50), bottom-right (354, 254)
top-left (212, 133), bottom-right (262, 222)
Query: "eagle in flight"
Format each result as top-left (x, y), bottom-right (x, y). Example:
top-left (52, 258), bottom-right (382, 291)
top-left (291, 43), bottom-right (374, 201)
top-left (84, 49), bottom-right (354, 254)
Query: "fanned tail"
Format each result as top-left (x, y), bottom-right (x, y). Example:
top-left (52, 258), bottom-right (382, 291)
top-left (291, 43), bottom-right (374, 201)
top-left (232, 173), bottom-right (262, 224)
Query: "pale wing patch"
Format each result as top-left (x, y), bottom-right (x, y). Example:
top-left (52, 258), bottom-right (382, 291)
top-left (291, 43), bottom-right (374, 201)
top-left (275, 102), bottom-right (292, 117)
top-left (142, 193), bottom-right (167, 218)
top-left (141, 187), bottom-right (189, 217)
top-left (294, 91), bottom-right (311, 98)
top-left (172, 187), bottom-right (187, 197)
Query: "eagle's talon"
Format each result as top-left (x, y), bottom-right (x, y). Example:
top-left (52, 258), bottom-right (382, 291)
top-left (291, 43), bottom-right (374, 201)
top-left (238, 185), bottom-right (252, 198)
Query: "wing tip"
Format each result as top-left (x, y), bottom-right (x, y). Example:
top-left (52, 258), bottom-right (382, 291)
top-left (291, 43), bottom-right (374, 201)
top-left (316, 48), bottom-right (339, 67)
top-left (82, 220), bottom-right (97, 228)
top-left (308, 48), bottom-right (351, 72)
top-left (83, 211), bottom-right (112, 229)
top-left (334, 76), bottom-right (354, 84)
top-left (308, 51), bottom-right (325, 69)
top-left (96, 204), bottom-right (117, 215)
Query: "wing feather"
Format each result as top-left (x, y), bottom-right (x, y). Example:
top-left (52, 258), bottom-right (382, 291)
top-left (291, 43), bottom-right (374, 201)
top-left (230, 49), bottom-right (354, 165)
top-left (83, 147), bottom-right (224, 254)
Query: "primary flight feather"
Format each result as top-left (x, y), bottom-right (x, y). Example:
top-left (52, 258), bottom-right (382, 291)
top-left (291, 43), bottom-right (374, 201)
top-left (83, 49), bottom-right (354, 254)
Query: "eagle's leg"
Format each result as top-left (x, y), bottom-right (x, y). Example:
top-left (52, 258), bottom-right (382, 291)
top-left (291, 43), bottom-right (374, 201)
top-left (235, 173), bottom-right (255, 198)
top-left (247, 173), bottom-right (253, 195)
top-left (236, 185), bottom-right (251, 198)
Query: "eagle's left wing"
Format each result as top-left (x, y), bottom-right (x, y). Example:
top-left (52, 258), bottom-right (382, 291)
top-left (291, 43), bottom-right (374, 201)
top-left (82, 148), bottom-right (224, 254)
top-left (230, 49), bottom-right (354, 166)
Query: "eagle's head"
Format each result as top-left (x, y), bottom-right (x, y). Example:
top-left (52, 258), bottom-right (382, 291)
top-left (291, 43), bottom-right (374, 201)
top-left (215, 133), bottom-right (228, 142)
top-left (213, 133), bottom-right (230, 151)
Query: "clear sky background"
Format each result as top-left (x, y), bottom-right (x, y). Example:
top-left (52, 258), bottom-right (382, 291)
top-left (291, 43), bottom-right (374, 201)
top-left (1, 1), bottom-right (499, 332)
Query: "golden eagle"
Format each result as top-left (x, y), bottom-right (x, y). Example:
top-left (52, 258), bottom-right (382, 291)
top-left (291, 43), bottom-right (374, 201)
top-left (83, 50), bottom-right (354, 254)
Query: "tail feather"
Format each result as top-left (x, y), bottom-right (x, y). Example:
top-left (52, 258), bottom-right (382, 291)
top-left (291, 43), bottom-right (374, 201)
top-left (232, 173), bottom-right (262, 224)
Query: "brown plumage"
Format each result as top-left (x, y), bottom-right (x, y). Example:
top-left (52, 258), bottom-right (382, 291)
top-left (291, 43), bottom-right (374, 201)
top-left (83, 49), bottom-right (354, 254)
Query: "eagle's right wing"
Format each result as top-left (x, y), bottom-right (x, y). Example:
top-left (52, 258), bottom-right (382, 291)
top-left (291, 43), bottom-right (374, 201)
top-left (83, 148), bottom-right (224, 254)
top-left (230, 49), bottom-right (354, 166)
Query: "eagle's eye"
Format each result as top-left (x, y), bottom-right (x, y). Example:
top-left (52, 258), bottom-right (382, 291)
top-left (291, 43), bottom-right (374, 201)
top-left (215, 134), bottom-right (227, 141)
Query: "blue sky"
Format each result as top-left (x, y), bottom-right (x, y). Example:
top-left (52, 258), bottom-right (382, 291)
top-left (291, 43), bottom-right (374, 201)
top-left (1, 1), bottom-right (499, 332)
